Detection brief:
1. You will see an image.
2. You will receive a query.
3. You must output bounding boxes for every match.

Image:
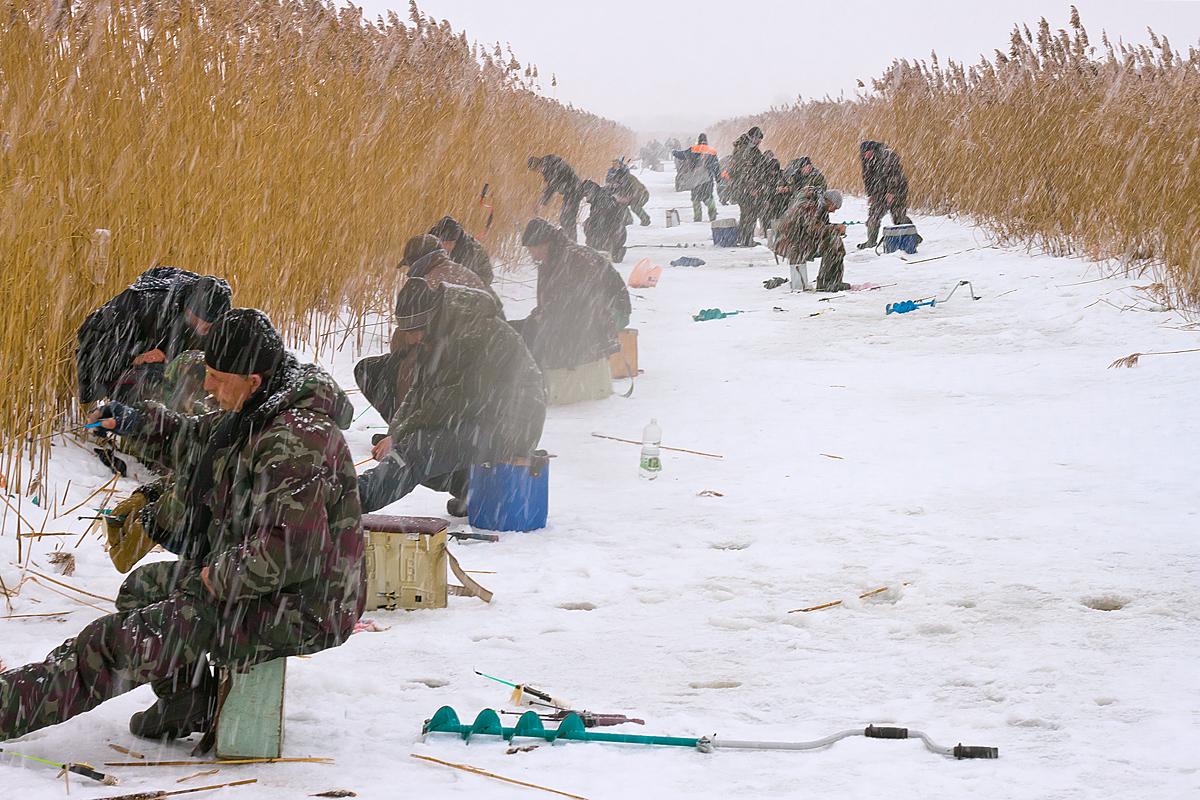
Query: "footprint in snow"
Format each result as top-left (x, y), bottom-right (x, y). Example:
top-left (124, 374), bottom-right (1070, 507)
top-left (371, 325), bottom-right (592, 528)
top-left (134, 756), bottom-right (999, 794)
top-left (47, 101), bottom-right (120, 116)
top-left (1081, 594), bottom-right (1131, 611)
top-left (557, 601), bottom-right (597, 611)
top-left (689, 680), bottom-right (742, 690)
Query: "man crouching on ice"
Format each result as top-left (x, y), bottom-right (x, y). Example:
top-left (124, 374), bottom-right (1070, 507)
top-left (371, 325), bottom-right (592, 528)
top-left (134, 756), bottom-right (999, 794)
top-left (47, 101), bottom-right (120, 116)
top-left (0, 308), bottom-right (364, 742)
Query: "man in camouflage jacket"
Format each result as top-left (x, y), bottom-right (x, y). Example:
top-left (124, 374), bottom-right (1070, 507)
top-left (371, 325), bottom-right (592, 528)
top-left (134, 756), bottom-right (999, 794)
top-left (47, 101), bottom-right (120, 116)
top-left (0, 309), bottom-right (364, 742)
top-left (858, 140), bottom-right (919, 249)
top-left (774, 189), bottom-right (851, 292)
top-left (357, 282), bottom-right (546, 514)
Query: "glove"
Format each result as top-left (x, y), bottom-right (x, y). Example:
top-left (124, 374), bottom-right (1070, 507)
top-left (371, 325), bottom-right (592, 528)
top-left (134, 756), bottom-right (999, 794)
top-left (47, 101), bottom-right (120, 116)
top-left (93, 402), bottom-right (141, 436)
top-left (105, 491), bottom-right (157, 573)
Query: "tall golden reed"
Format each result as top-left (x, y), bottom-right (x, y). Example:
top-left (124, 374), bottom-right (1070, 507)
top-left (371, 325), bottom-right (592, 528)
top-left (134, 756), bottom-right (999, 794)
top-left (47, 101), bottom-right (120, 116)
top-left (0, 1), bottom-right (632, 482)
top-left (712, 8), bottom-right (1200, 307)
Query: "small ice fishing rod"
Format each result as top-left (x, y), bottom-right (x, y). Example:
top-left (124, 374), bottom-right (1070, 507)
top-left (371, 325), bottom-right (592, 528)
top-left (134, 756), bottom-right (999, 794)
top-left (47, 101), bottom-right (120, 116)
top-left (474, 670), bottom-right (568, 710)
top-left (0, 747), bottom-right (118, 785)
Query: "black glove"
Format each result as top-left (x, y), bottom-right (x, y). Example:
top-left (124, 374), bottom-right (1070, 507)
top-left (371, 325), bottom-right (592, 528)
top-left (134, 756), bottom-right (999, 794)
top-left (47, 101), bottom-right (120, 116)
top-left (94, 402), bottom-right (142, 436)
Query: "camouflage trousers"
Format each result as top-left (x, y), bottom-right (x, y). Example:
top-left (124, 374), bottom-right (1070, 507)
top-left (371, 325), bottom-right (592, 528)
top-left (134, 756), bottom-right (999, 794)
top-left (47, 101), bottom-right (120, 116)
top-left (813, 231), bottom-right (849, 293)
top-left (865, 196), bottom-right (914, 246)
top-left (0, 561), bottom-right (296, 741)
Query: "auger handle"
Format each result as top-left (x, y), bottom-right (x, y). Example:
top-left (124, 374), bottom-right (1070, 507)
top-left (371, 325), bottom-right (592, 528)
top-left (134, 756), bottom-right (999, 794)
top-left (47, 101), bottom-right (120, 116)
top-left (864, 725), bottom-right (909, 739)
top-left (953, 744), bottom-right (999, 759)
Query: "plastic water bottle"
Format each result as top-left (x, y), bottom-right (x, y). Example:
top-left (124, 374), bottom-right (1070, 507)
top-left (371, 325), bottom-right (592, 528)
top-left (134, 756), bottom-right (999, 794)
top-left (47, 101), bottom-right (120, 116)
top-left (639, 419), bottom-right (662, 480)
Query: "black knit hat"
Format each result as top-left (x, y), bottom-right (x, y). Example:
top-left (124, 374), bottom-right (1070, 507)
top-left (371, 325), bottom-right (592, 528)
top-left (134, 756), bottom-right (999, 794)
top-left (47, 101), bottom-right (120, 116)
top-left (203, 308), bottom-right (284, 375)
top-left (428, 216), bottom-right (464, 242)
top-left (860, 140), bottom-right (883, 154)
top-left (186, 276), bottom-right (232, 322)
top-left (748, 126), bottom-right (763, 140)
top-left (697, 133), bottom-right (708, 144)
top-left (400, 234), bottom-right (443, 268)
top-left (393, 279), bottom-right (442, 330)
top-left (521, 218), bottom-right (559, 247)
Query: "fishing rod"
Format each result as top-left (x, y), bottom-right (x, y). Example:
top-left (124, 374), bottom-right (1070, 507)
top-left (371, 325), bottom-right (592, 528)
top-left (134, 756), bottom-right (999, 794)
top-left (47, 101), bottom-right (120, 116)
top-left (0, 746), bottom-right (118, 785)
top-left (475, 670), bottom-right (569, 710)
top-left (476, 672), bottom-right (644, 728)
top-left (476, 183), bottom-right (495, 240)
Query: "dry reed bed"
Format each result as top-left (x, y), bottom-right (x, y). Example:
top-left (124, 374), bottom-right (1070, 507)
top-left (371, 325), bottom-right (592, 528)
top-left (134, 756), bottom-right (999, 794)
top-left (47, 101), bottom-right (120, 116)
top-left (0, 1), bottom-right (632, 483)
top-left (712, 8), bottom-right (1200, 308)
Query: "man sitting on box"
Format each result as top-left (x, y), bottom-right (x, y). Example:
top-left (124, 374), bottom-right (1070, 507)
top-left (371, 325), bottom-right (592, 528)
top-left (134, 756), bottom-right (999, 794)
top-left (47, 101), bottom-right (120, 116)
top-left (357, 281), bottom-right (546, 516)
top-left (512, 218), bottom-right (630, 372)
top-left (0, 309), bottom-right (364, 743)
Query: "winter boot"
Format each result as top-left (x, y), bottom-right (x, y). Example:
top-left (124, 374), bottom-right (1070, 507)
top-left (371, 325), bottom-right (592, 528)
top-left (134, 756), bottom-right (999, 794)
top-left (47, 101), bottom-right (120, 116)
top-left (856, 241), bottom-right (877, 250)
top-left (446, 496), bottom-right (468, 518)
top-left (130, 677), bottom-right (217, 740)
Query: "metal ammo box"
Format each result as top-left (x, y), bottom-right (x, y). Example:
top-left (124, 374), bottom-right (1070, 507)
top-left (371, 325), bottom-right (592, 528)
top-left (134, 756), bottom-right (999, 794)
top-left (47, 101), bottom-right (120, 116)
top-left (362, 514), bottom-right (448, 611)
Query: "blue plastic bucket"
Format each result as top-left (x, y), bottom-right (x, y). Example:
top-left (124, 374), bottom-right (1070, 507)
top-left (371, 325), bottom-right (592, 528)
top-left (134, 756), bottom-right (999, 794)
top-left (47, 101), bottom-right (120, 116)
top-left (711, 219), bottom-right (738, 247)
top-left (881, 224), bottom-right (919, 254)
top-left (467, 452), bottom-right (549, 532)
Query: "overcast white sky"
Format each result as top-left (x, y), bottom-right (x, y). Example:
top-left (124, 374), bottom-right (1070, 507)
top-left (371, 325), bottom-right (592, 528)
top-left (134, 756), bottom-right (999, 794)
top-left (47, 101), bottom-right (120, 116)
top-left (356, 0), bottom-right (1200, 136)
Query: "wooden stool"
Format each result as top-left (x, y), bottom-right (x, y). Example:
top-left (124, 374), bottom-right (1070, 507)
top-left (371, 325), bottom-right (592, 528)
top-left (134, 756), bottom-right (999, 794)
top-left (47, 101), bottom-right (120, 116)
top-left (216, 658), bottom-right (286, 760)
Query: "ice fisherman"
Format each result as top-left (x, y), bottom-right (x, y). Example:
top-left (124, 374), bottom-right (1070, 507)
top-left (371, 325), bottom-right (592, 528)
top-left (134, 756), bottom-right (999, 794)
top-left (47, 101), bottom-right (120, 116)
top-left (727, 126), bottom-right (771, 247)
top-left (857, 140), bottom-right (921, 250)
top-left (0, 309), bottom-right (364, 743)
top-left (580, 179), bottom-right (631, 263)
top-left (353, 233), bottom-right (504, 459)
top-left (528, 154), bottom-right (584, 241)
top-left (672, 134), bottom-right (721, 222)
top-left (76, 266), bottom-right (231, 409)
top-left (356, 280), bottom-right (546, 515)
top-left (606, 158), bottom-right (652, 227)
top-left (512, 218), bottom-right (630, 376)
top-left (428, 215), bottom-right (494, 286)
top-left (784, 156), bottom-right (829, 197)
top-left (774, 188), bottom-right (851, 293)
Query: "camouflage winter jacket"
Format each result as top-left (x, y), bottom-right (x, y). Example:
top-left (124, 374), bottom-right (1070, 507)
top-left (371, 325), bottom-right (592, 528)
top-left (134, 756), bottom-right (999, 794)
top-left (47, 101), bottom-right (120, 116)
top-left (132, 356), bottom-right (365, 654)
top-left (861, 144), bottom-right (909, 204)
top-left (728, 134), bottom-right (771, 203)
top-left (784, 159), bottom-right (829, 196)
top-left (774, 191), bottom-right (840, 264)
top-left (388, 286), bottom-right (545, 457)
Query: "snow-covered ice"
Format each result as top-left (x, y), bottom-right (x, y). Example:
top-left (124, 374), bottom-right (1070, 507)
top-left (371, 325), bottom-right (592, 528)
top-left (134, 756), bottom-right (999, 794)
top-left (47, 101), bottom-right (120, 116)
top-left (2, 167), bottom-right (1198, 799)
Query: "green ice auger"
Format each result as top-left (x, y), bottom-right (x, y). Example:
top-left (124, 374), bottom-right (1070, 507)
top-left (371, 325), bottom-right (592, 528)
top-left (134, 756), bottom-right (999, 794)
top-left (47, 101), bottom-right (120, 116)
top-left (422, 707), bottom-right (998, 760)
top-left (424, 707), bottom-right (697, 748)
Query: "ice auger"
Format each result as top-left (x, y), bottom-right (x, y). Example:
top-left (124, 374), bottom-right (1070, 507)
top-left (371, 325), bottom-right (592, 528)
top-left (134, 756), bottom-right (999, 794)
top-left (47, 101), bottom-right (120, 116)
top-left (421, 707), bottom-right (998, 761)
